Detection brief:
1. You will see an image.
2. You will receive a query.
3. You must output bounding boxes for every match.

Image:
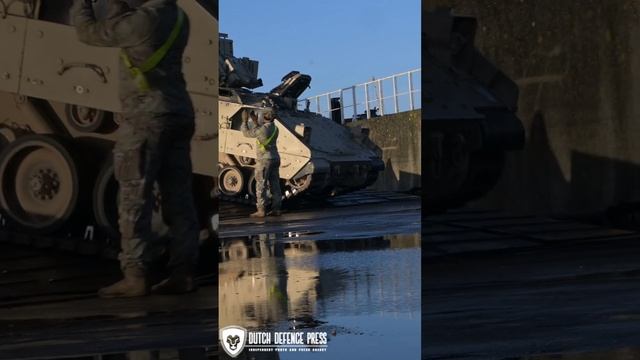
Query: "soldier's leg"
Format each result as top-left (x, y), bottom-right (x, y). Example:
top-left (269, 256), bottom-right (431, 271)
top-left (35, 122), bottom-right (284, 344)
top-left (252, 161), bottom-right (267, 217)
top-left (152, 123), bottom-right (200, 294)
top-left (99, 117), bottom-right (164, 298)
top-left (269, 159), bottom-right (282, 212)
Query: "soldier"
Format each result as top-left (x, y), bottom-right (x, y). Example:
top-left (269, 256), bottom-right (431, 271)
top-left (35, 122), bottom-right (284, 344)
top-left (241, 109), bottom-right (282, 217)
top-left (72, 0), bottom-right (200, 297)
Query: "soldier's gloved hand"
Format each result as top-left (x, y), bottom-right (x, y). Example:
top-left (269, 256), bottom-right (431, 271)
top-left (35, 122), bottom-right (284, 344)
top-left (241, 109), bottom-right (249, 123)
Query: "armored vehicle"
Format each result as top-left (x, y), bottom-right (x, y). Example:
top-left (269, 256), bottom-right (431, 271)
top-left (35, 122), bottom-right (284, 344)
top-left (0, 0), bottom-right (218, 240)
top-left (424, 8), bottom-right (525, 211)
top-left (217, 34), bottom-right (384, 200)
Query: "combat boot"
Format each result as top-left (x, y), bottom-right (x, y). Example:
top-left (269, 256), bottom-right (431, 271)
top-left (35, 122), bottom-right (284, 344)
top-left (250, 209), bottom-right (266, 218)
top-left (269, 209), bottom-right (282, 217)
top-left (98, 267), bottom-right (148, 298)
top-left (151, 266), bottom-right (197, 295)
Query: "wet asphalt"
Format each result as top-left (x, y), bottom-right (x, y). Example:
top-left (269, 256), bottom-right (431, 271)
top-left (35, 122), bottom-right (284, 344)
top-left (424, 210), bottom-right (640, 360)
top-left (219, 191), bottom-right (421, 359)
top-left (0, 190), bottom-right (421, 359)
top-left (0, 242), bottom-right (218, 359)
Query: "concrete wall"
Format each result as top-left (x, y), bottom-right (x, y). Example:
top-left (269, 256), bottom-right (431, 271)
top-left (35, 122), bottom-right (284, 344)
top-left (349, 110), bottom-right (421, 192)
top-left (427, 0), bottom-right (640, 215)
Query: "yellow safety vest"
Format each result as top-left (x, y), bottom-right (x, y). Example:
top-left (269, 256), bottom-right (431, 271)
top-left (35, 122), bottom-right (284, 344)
top-left (120, 10), bottom-right (185, 92)
top-left (258, 126), bottom-right (279, 152)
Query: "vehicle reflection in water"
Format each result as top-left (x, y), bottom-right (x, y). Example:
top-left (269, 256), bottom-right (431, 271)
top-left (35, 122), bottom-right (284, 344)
top-left (219, 233), bottom-right (421, 359)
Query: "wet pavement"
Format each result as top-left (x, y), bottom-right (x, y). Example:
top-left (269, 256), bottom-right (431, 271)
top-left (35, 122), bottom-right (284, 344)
top-left (526, 347), bottom-right (640, 359)
top-left (423, 210), bottom-right (640, 359)
top-left (220, 191), bottom-right (421, 359)
top-left (0, 348), bottom-right (218, 360)
top-left (220, 190), bottom-right (421, 240)
top-left (0, 242), bottom-right (218, 359)
top-left (0, 190), bottom-right (420, 359)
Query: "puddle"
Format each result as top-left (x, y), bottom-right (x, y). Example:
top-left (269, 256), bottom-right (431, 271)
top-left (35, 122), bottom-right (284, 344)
top-left (219, 233), bottom-right (421, 359)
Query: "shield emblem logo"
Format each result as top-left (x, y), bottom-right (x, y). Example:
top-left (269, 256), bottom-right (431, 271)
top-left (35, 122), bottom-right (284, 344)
top-left (220, 325), bottom-right (248, 358)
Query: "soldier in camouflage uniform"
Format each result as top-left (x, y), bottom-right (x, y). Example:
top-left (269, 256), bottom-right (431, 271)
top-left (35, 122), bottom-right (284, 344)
top-left (241, 109), bottom-right (282, 217)
top-left (72, 0), bottom-right (200, 297)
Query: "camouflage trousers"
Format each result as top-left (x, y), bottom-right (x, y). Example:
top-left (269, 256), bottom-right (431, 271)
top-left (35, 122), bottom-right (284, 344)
top-left (255, 158), bottom-right (282, 212)
top-left (114, 113), bottom-right (199, 271)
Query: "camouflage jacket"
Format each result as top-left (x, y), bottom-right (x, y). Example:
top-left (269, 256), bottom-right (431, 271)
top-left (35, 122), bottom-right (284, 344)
top-left (72, 0), bottom-right (194, 118)
top-left (241, 121), bottom-right (280, 160)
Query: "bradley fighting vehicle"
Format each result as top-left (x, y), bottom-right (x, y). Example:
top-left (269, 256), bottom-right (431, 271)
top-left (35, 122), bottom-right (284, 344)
top-left (424, 8), bottom-right (525, 211)
top-left (0, 0), bottom-right (218, 240)
top-left (217, 34), bottom-right (384, 201)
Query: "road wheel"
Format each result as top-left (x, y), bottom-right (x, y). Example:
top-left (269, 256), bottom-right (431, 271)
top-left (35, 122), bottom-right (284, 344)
top-left (238, 156), bottom-right (255, 167)
top-left (218, 166), bottom-right (244, 196)
top-left (227, 240), bottom-right (248, 261)
top-left (0, 135), bottom-right (84, 233)
top-left (65, 104), bottom-right (117, 134)
top-left (289, 174), bottom-right (311, 195)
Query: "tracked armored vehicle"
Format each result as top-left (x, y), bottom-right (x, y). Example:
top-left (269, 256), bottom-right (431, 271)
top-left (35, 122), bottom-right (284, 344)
top-left (218, 35), bottom-right (384, 201)
top-left (424, 8), bottom-right (525, 211)
top-left (0, 0), bottom-right (218, 241)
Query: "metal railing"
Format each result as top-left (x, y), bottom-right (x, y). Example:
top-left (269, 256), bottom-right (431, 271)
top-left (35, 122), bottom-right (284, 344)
top-left (298, 68), bottom-right (421, 124)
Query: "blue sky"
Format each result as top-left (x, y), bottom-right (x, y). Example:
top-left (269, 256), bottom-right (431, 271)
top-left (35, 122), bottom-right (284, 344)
top-left (220, 1), bottom-right (420, 98)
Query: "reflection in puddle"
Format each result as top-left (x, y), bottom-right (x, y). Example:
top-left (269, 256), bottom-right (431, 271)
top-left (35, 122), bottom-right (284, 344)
top-left (219, 234), bottom-right (421, 359)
